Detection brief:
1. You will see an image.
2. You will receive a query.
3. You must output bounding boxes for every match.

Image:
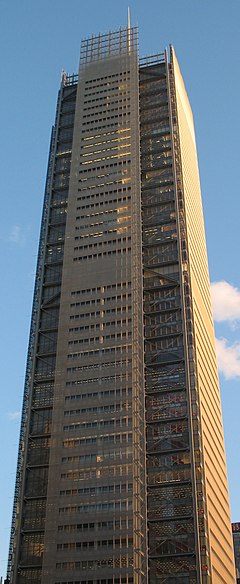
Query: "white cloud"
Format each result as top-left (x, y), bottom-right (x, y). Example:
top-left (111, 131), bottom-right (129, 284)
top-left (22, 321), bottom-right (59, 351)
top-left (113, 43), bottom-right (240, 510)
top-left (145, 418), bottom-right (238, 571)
top-left (215, 338), bottom-right (240, 379)
top-left (7, 411), bottom-right (21, 421)
top-left (210, 281), bottom-right (240, 379)
top-left (8, 225), bottom-right (25, 246)
top-left (211, 281), bottom-right (240, 323)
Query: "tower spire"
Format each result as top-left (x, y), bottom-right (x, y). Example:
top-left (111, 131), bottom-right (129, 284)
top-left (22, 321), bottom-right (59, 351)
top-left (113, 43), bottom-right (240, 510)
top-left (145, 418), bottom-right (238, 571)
top-left (127, 6), bottom-right (131, 53)
top-left (128, 6), bottom-right (131, 29)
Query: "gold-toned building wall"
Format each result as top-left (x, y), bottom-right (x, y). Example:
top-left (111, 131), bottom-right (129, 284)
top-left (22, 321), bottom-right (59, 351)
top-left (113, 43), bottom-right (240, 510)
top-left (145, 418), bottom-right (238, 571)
top-left (170, 47), bottom-right (236, 583)
top-left (41, 27), bottom-right (148, 584)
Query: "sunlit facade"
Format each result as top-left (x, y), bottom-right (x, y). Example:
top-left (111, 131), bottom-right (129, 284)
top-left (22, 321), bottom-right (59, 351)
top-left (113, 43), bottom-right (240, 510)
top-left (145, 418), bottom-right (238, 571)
top-left (7, 25), bottom-right (235, 584)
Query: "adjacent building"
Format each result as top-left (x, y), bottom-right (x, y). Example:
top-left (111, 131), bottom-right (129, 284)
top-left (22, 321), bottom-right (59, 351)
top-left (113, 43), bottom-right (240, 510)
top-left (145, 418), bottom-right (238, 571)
top-left (232, 523), bottom-right (240, 583)
top-left (7, 24), bottom-right (236, 584)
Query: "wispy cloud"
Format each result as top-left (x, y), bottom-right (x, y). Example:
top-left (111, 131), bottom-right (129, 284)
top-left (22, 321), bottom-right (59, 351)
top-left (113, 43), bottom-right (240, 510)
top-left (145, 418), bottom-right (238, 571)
top-left (8, 225), bottom-right (25, 246)
top-left (210, 281), bottom-right (240, 379)
top-left (7, 411), bottom-right (21, 421)
top-left (215, 338), bottom-right (240, 380)
top-left (211, 281), bottom-right (240, 323)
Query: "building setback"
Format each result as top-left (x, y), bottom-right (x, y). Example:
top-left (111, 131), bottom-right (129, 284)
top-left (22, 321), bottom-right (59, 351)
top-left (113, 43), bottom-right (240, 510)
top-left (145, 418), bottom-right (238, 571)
top-left (7, 24), bottom-right (236, 584)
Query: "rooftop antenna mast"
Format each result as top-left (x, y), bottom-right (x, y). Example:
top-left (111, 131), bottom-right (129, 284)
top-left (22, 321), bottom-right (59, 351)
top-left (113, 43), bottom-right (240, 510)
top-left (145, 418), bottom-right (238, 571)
top-left (127, 6), bottom-right (131, 53)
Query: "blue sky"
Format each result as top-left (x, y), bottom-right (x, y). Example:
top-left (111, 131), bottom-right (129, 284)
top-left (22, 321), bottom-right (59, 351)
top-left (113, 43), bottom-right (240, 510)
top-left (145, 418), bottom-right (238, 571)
top-left (1, 0), bottom-right (240, 576)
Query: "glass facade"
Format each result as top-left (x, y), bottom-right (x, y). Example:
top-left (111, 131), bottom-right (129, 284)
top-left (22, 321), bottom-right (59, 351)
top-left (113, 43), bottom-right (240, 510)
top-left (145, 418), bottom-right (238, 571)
top-left (140, 60), bottom-right (199, 583)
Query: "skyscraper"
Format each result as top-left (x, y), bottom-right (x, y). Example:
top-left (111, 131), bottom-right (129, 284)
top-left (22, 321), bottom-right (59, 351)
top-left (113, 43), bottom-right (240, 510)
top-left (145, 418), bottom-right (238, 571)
top-left (7, 23), bottom-right (236, 584)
